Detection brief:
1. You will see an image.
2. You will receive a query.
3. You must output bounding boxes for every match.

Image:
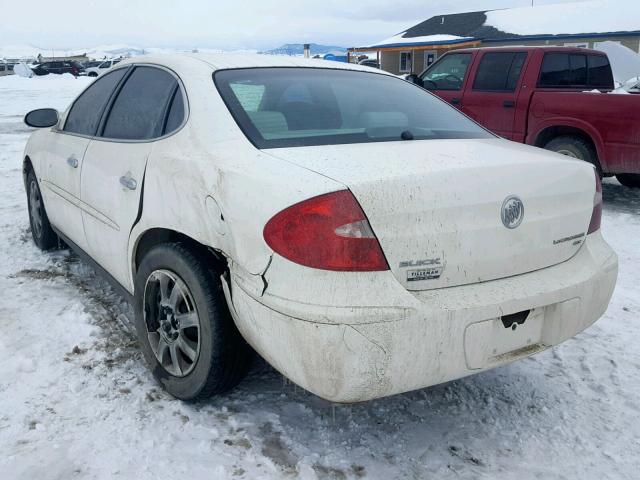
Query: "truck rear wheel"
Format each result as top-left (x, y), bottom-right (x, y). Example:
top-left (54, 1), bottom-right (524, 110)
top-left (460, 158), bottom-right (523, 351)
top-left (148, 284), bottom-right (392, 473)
top-left (544, 135), bottom-right (600, 174)
top-left (616, 174), bottom-right (640, 188)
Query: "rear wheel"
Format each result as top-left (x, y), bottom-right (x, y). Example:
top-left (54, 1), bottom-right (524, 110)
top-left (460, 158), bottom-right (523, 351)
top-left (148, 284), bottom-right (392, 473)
top-left (134, 243), bottom-right (251, 401)
top-left (544, 135), bottom-right (600, 174)
top-left (616, 174), bottom-right (640, 188)
top-left (26, 169), bottom-right (58, 250)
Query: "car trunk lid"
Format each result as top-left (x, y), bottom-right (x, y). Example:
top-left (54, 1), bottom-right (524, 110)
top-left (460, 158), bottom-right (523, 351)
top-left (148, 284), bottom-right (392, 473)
top-left (265, 139), bottom-right (595, 290)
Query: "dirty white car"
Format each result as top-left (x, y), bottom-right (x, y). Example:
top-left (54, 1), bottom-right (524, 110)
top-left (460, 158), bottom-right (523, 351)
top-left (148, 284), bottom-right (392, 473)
top-left (22, 54), bottom-right (618, 403)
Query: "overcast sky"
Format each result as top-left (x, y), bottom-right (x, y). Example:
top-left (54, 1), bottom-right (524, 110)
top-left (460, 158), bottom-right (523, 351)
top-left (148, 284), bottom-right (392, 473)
top-left (2, 0), bottom-right (585, 51)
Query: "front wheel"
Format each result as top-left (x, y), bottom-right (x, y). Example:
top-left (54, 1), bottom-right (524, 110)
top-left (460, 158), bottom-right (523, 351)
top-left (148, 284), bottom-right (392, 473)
top-left (134, 243), bottom-right (252, 401)
top-left (616, 174), bottom-right (640, 188)
top-left (26, 169), bottom-right (58, 250)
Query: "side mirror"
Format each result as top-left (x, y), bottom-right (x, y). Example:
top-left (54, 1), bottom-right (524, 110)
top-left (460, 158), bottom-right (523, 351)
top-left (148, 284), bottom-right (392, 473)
top-left (24, 108), bottom-right (59, 128)
top-left (405, 74), bottom-right (424, 88)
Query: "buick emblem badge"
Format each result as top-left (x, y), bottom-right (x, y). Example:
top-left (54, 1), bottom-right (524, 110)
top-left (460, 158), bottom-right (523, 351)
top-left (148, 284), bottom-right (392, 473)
top-left (501, 196), bottom-right (524, 229)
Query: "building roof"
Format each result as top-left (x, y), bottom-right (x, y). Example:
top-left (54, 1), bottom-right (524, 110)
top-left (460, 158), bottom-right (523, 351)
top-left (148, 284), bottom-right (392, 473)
top-left (356, 0), bottom-right (640, 50)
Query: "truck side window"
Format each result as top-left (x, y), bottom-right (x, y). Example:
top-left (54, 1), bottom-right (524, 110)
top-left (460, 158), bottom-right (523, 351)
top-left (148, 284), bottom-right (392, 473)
top-left (421, 53), bottom-right (472, 91)
top-left (473, 52), bottom-right (528, 91)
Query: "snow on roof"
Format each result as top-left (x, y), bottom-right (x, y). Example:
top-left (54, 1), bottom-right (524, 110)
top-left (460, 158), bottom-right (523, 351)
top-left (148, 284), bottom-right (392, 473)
top-left (369, 34), bottom-right (474, 48)
top-left (485, 0), bottom-right (640, 37)
top-left (356, 0), bottom-right (640, 50)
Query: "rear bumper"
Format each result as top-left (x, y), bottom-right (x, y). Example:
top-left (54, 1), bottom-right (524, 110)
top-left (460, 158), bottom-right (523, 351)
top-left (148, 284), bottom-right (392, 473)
top-left (227, 232), bottom-right (617, 403)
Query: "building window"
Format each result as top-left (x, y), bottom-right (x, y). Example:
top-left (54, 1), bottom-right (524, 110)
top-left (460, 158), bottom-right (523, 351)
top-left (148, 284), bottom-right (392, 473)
top-left (564, 42), bottom-right (589, 48)
top-left (424, 50), bottom-right (438, 68)
top-left (399, 51), bottom-right (412, 73)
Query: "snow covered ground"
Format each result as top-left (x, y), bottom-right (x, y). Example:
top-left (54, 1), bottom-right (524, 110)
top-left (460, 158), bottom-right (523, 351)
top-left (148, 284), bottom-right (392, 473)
top-left (0, 74), bottom-right (639, 480)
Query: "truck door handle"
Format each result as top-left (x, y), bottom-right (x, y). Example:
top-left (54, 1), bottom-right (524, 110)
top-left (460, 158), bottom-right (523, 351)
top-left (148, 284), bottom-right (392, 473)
top-left (503, 100), bottom-right (515, 108)
top-left (450, 98), bottom-right (461, 105)
top-left (119, 174), bottom-right (137, 191)
top-left (67, 156), bottom-right (78, 168)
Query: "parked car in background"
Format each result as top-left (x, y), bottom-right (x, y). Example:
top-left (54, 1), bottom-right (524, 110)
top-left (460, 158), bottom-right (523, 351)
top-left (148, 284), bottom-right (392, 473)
top-left (31, 61), bottom-right (84, 77)
top-left (0, 62), bottom-right (14, 76)
top-left (21, 54), bottom-right (617, 403)
top-left (85, 59), bottom-right (121, 77)
top-left (622, 77), bottom-right (640, 94)
top-left (408, 46), bottom-right (640, 187)
top-left (81, 60), bottom-right (104, 71)
top-left (358, 58), bottom-right (380, 69)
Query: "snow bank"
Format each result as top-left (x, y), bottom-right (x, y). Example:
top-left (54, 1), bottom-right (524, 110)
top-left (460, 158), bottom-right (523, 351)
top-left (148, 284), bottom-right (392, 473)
top-left (594, 41), bottom-right (640, 85)
top-left (1, 73), bottom-right (640, 480)
top-left (486, 0), bottom-right (640, 36)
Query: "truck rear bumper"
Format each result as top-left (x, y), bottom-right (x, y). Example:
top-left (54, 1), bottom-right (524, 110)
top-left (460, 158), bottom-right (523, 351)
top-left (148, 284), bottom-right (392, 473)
top-left (226, 232), bottom-right (617, 403)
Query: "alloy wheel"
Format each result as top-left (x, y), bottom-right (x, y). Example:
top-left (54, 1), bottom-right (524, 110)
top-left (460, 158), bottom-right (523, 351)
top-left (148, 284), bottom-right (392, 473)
top-left (29, 180), bottom-right (43, 240)
top-left (143, 269), bottom-right (201, 377)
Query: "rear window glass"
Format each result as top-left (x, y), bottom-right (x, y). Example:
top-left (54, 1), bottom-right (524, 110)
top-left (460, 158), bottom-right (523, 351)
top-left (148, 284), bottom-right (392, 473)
top-left (588, 55), bottom-right (614, 88)
top-left (539, 53), bottom-right (613, 89)
top-left (215, 68), bottom-right (492, 149)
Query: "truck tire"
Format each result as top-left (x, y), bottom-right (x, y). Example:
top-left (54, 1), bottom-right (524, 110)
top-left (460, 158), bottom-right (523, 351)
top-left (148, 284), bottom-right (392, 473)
top-left (134, 243), bottom-right (252, 401)
top-left (616, 174), bottom-right (640, 188)
top-left (544, 135), bottom-right (601, 174)
top-left (26, 169), bottom-right (59, 250)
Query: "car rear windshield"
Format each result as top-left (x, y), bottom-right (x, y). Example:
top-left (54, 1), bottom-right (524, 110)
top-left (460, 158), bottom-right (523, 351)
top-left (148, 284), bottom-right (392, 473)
top-left (214, 67), bottom-right (493, 149)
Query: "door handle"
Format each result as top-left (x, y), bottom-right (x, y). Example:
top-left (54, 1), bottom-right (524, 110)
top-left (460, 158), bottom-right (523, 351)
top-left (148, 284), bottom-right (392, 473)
top-left (450, 98), bottom-right (461, 105)
top-left (119, 174), bottom-right (137, 191)
top-left (503, 100), bottom-right (516, 108)
top-left (67, 156), bottom-right (78, 168)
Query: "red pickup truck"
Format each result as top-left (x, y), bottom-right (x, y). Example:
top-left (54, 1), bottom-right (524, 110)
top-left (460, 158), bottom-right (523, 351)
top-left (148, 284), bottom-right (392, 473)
top-left (408, 46), bottom-right (640, 187)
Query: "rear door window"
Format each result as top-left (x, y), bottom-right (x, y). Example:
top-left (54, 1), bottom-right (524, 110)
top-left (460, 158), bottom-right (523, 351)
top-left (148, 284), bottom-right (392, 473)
top-left (163, 88), bottom-right (185, 135)
top-left (101, 66), bottom-right (177, 140)
top-left (64, 68), bottom-right (128, 136)
top-left (473, 52), bottom-right (527, 91)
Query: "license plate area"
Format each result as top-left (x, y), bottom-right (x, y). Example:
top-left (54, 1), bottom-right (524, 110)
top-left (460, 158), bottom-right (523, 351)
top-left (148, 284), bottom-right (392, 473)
top-left (464, 308), bottom-right (546, 370)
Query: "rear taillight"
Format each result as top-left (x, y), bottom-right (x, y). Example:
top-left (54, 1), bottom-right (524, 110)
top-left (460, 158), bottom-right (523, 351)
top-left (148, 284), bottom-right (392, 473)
top-left (263, 190), bottom-right (389, 271)
top-left (587, 170), bottom-right (602, 234)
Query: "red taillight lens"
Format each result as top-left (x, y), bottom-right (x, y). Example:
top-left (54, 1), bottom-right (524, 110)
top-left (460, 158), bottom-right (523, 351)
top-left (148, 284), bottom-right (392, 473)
top-left (587, 170), bottom-right (602, 234)
top-left (263, 190), bottom-right (389, 271)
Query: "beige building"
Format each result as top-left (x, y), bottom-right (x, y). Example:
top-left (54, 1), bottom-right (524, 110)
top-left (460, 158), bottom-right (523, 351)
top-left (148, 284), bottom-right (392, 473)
top-left (349, 2), bottom-right (640, 75)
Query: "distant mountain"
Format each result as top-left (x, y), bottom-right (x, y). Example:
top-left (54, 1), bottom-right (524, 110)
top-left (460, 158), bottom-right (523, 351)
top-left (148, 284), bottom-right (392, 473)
top-left (260, 43), bottom-right (347, 56)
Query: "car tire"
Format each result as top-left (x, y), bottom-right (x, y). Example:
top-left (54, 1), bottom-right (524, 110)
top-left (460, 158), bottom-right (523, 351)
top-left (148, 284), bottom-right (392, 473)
top-left (88, 72), bottom-right (98, 77)
top-left (134, 242), bottom-right (252, 401)
top-left (26, 169), bottom-right (58, 250)
top-left (616, 174), bottom-right (640, 188)
top-left (544, 135), bottom-right (601, 174)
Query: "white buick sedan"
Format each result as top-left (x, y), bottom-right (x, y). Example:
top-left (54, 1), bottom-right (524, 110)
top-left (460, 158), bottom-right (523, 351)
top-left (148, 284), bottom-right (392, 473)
top-left (22, 54), bottom-right (618, 403)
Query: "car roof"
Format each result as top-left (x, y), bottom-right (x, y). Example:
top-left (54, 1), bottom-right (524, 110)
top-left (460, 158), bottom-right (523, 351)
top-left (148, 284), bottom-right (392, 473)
top-left (116, 53), bottom-right (391, 75)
